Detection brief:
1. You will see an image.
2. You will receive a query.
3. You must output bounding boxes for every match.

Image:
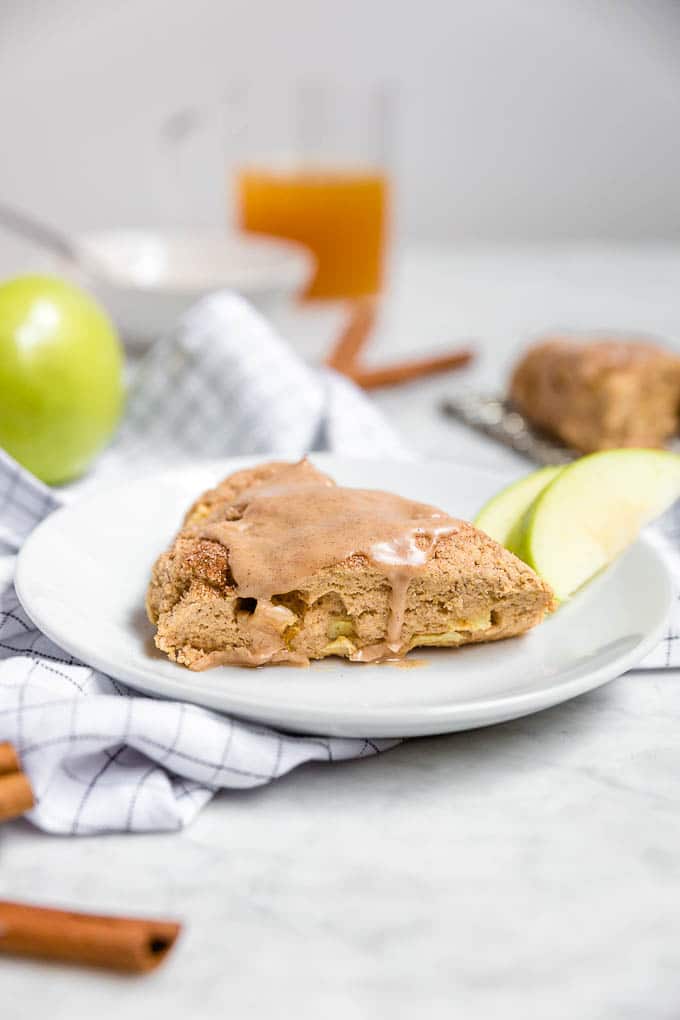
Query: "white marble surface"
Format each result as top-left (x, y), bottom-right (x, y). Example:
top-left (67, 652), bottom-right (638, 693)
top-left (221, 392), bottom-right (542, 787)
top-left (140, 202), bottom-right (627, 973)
top-left (3, 245), bottom-right (680, 1018)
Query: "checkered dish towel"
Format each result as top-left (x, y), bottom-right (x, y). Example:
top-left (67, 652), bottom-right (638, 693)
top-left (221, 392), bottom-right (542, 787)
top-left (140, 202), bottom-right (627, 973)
top-left (0, 293), bottom-right (404, 835)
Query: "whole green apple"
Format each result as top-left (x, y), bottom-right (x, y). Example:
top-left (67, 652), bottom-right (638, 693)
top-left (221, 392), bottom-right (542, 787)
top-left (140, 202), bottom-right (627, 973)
top-left (0, 275), bottom-right (124, 484)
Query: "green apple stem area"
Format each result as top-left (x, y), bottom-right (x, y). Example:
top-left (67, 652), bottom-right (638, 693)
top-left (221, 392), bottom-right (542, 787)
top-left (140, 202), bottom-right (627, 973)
top-left (474, 450), bottom-right (680, 601)
top-left (0, 275), bottom-right (124, 485)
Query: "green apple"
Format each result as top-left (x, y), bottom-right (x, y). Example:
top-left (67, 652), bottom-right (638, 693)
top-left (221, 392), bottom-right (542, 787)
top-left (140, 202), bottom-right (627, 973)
top-left (515, 449), bottom-right (680, 600)
top-left (0, 275), bottom-right (124, 484)
top-left (474, 465), bottom-right (563, 552)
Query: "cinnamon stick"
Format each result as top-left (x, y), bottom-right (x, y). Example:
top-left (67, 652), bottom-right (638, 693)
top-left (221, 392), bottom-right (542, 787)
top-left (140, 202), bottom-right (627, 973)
top-left (347, 347), bottom-right (474, 390)
top-left (0, 741), bottom-right (20, 776)
top-left (0, 742), bottom-right (34, 822)
top-left (326, 297), bottom-right (475, 390)
top-left (325, 298), bottom-right (377, 372)
top-left (0, 771), bottom-right (35, 822)
top-left (0, 900), bottom-right (182, 974)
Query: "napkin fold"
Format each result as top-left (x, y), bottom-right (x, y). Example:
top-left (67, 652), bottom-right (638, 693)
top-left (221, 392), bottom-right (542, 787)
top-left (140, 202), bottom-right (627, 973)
top-left (0, 294), bottom-right (402, 834)
top-left (102, 293), bottom-right (406, 478)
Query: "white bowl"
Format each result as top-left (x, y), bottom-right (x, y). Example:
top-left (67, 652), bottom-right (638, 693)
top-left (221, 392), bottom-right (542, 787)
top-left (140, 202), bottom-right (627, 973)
top-left (74, 229), bottom-right (315, 348)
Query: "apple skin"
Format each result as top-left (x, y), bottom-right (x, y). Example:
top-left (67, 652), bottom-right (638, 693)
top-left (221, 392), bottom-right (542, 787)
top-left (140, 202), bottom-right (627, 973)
top-left (0, 275), bottom-right (124, 484)
top-left (474, 465), bottom-right (562, 552)
top-left (517, 448), bottom-right (680, 600)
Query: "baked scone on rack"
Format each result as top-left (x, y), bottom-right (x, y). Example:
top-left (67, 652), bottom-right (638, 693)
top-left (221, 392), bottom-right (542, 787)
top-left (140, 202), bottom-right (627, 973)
top-left (146, 460), bottom-right (556, 670)
top-left (510, 337), bottom-right (680, 454)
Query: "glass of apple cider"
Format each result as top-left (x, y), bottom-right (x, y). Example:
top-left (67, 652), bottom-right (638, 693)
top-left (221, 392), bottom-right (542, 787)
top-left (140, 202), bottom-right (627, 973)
top-left (229, 82), bottom-right (392, 300)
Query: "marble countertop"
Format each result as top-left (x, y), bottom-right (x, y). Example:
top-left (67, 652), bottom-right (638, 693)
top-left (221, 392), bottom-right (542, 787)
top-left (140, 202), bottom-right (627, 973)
top-left (2, 244), bottom-right (680, 1018)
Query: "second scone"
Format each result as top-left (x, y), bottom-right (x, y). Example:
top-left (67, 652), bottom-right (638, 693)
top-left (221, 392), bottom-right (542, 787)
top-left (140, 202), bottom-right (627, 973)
top-left (510, 337), bottom-right (680, 453)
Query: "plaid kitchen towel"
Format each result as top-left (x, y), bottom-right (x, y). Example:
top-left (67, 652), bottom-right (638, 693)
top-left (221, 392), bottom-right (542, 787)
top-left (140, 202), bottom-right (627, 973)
top-left (0, 293), bottom-right (403, 835)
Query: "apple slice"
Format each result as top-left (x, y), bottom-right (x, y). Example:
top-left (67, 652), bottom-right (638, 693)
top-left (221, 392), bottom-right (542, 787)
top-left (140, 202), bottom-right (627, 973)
top-left (515, 449), bottom-right (680, 600)
top-left (474, 465), bottom-right (563, 551)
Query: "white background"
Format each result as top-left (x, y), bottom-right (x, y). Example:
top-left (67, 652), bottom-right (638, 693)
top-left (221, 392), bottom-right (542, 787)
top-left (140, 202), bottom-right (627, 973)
top-left (1, 0), bottom-right (680, 244)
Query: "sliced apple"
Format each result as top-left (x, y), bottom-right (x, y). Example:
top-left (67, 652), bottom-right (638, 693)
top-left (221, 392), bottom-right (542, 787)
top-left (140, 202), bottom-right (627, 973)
top-left (474, 465), bottom-right (563, 551)
top-left (515, 449), bottom-right (680, 600)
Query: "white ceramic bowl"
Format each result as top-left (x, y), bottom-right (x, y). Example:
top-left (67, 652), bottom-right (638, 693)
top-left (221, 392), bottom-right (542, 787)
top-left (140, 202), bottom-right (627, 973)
top-left (73, 229), bottom-right (314, 348)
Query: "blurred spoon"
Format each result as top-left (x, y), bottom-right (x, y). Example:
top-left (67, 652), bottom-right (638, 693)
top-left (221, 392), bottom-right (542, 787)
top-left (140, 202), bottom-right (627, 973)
top-left (0, 200), bottom-right (107, 280)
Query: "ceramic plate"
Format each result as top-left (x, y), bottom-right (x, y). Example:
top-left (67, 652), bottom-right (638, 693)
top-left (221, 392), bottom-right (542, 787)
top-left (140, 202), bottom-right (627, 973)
top-left (15, 455), bottom-right (671, 738)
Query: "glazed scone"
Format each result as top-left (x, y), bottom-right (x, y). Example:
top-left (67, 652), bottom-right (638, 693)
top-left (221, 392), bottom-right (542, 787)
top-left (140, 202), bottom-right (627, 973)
top-left (510, 337), bottom-right (680, 453)
top-left (146, 460), bottom-right (556, 669)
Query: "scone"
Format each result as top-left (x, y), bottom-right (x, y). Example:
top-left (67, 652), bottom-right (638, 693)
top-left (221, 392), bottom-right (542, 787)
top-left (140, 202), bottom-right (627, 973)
top-left (510, 337), bottom-right (680, 453)
top-left (146, 459), bottom-right (556, 669)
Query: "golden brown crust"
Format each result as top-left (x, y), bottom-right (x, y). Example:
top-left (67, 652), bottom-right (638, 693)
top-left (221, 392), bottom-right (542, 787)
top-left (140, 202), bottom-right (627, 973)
top-left (147, 462), bottom-right (556, 669)
top-left (510, 337), bottom-right (680, 453)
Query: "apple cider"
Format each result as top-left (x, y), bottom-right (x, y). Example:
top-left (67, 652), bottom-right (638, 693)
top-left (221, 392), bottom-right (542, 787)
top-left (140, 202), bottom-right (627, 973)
top-left (236, 166), bottom-right (388, 300)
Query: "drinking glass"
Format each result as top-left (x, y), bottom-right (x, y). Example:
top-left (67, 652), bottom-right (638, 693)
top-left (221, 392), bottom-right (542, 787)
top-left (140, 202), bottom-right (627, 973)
top-left (227, 81), bottom-right (393, 300)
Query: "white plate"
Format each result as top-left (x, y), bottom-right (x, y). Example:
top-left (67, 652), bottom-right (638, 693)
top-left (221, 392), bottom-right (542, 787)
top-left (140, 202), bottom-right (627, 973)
top-left (15, 455), bottom-right (672, 738)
